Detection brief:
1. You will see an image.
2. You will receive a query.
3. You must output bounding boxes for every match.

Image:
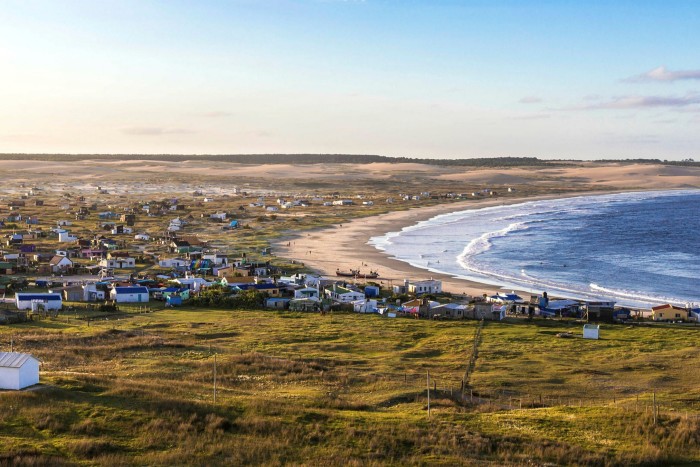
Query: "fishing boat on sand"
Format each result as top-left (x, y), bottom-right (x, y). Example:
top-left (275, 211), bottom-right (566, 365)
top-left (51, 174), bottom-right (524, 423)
top-left (336, 269), bottom-right (379, 279)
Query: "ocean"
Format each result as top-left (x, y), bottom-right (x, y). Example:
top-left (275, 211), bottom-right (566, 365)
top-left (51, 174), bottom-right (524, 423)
top-left (370, 190), bottom-right (700, 309)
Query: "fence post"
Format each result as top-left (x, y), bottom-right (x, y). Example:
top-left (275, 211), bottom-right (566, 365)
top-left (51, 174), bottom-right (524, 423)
top-left (426, 371), bottom-right (431, 419)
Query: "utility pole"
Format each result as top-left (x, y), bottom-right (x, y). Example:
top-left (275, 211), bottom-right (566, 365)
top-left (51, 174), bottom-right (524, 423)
top-left (213, 354), bottom-right (217, 404)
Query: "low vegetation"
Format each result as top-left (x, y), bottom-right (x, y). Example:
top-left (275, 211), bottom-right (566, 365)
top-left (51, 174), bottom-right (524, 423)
top-left (1, 309), bottom-right (698, 465)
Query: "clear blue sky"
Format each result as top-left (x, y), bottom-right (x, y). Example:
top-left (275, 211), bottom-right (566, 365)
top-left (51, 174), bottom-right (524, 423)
top-left (1, 0), bottom-right (699, 159)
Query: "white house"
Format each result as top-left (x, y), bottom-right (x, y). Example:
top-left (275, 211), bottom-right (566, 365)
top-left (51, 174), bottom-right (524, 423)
top-left (134, 233), bottom-right (150, 241)
top-left (58, 231), bottom-right (78, 242)
top-left (174, 277), bottom-right (212, 293)
top-left (158, 257), bottom-right (189, 268)
top-left (210, 212), bottom-right (227, 221)
top-left (353, 299), bottom-right (378, 313)
top-left (99, 258), bottom-right (136, 269)
top-left (325, 285), bottom-right (365, 303)
top-left (111, 226), bottom-right (133, 235)
top-left (83, 283), bottom-right (106, 302)
top-left (407, 279), bottom-right (442, 295)
top-left (57, 220), bottom-right (72, 226)
top-left (0, 353), bottom-right (40, 390)
top-left (49, 255), bottom-right (73, 273)
top-left (15, 293), bottom-right (62, 311)
top-left (110, 286), bottom-right (149, 303)
top-left (202, 254), bottom-right (228, 266)
top-left (294, 287), bottom-right (320, 300)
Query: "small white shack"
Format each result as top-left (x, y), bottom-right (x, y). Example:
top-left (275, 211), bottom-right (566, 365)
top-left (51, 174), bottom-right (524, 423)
top-left (15, 293), bottom-right (63, 311)
top-left (583, 324), bottom-right (600, 340)
top-left (110, 286), bottom-right (149, 303)
top-left (0, 352), bottom-right (40, 390)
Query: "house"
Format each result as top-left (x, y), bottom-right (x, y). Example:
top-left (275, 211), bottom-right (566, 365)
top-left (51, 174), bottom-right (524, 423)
top-left (120, 214), bottom-right (136, 226)
top-left (265, 298), bottom-right (290, 309)
top-left (0, 353), bottom-right (40, 390)
top-left (161, 287), bottom-right (190, 301)
top-left (210, 212), bottom-right (227, 221)
top-left (19, 244), bottom-right (36, 253)
top-left (110, 226), bottom-right (133, 235)
top-left (58, 231), bottom-right (78, 243)
top-left (173, 276), bottom-right (212, 293)
top-left (158, 257), bottom-right (189, 268)
top-left (221, 275), bottom-right (256, 287)
top-left (584, 300), bottom-right (616, 323)
top-left (81, 249), bottom-right (106, 260)
top-left (15, 293), bottom-right (62, 311)
top-left (83, 283), bottom-right (106, 302)
top-left (99, 257), bottom-right (136, 269)
top-left (353, 299), bottom-right (378, 313)
top-left (325, 284), bottom-right (365, 303)
top-left (134, 233), bottom-right (150, 241)
top-left (201, 254), bottom-right (228, 266)
top-left (61, 286), bottom-right (83, 302)
top-left (332, 200), bottom-right (353, 206)
top-left (110, 286), bottom-right (149, 303)
top-left (544, 299), bottom-right (581, 317)
top-left (651, 304), bottom-right (690, 322)
top-left (49, 255), bottom-right (73, 273)
top-left (471, 302), bottom-right (506, 321)
top-left (407, 279), bottom-right (442, 295)
top-left (488, 292), bottom-right (524, 304)
top-left (429, 303), bottom-right (468, 320)
top-left (234, 283), bottom-right (284, 297)
top-left (0, 262), bottom-right (14, 275)
top-left (169, 239), bottom-right (191, 253)
top-left (294, 287), bottom-right (320, 300)
top-left (289, 298), bottom-right (321, 312)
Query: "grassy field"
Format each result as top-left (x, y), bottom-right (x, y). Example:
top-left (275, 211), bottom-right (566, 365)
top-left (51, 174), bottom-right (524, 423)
top-left (1, 309), bottom-right (698, 465)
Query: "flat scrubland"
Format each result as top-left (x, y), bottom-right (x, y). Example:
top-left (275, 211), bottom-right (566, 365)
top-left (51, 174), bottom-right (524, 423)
top-left (1, 309), bottom-right (699, 466)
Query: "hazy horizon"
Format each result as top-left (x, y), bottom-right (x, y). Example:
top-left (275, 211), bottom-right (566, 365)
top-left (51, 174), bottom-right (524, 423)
top-left (1, 0), bottom-right (699, 160)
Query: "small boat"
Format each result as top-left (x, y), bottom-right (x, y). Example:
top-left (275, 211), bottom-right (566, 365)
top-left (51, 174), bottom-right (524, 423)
top-left (336, 268), bottom-right (360, 277)
top-left (336, 269), bottom-right (379, 279)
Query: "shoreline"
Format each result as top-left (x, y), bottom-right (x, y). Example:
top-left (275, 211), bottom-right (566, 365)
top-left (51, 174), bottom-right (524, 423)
top-left (273, 189), bottom-right (640, 300)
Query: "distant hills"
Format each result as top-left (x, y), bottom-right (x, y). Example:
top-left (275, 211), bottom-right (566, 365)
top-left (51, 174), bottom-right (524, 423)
top-left (0, 153), bottom-right (696, 167)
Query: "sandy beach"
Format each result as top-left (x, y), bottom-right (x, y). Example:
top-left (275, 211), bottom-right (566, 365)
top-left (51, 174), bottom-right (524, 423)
top-left (273, 191), bottom-right (631, 299)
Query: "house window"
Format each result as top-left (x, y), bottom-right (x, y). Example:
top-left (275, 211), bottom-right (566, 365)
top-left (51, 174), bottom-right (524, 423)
top-left (675, 313), bottom-right (681, 318)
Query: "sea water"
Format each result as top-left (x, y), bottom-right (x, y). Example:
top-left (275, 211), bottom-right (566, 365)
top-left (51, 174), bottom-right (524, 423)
top-left (370, 190), bottom-right (700, 308)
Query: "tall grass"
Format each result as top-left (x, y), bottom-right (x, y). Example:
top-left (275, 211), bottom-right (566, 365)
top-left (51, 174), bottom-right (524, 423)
top-left (0, 310), bottom-right (698, 465)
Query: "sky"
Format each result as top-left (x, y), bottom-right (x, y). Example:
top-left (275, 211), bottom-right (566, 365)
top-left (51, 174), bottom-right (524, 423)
top-left (0, 0), bottom-right (699, 160)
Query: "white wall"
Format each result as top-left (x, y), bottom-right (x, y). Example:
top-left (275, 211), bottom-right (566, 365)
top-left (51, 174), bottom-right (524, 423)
top-left (19, 359), bottom-right (40, 388)
top-left (112, 292), bottom-right (149, 303)
top-left (0, 360), bottom-right (39, 390)
top-left (0, 368), bottom-right (20, 390)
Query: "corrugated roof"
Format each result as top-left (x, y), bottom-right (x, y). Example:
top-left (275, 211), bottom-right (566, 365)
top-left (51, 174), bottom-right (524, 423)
top-left (0, 352), bottom-right (38, 368)
top-left (15, 293), bottom-right (62, 301)
top-left (114, 286), bottom-right (149, 294)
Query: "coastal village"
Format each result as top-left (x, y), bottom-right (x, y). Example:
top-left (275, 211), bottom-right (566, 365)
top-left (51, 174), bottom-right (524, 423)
top-left (1, 182), bottom-right (697, 331)
top-left (0, 160), bottom-right (698, 465)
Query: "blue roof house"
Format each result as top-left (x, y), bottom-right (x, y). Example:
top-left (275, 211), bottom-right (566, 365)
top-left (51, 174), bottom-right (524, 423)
top-left (15, 293), bottom-right (62, 311)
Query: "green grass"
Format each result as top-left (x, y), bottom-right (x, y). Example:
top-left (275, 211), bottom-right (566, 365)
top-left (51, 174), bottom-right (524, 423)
top-left (0, 310), bottom-right (698, 465)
